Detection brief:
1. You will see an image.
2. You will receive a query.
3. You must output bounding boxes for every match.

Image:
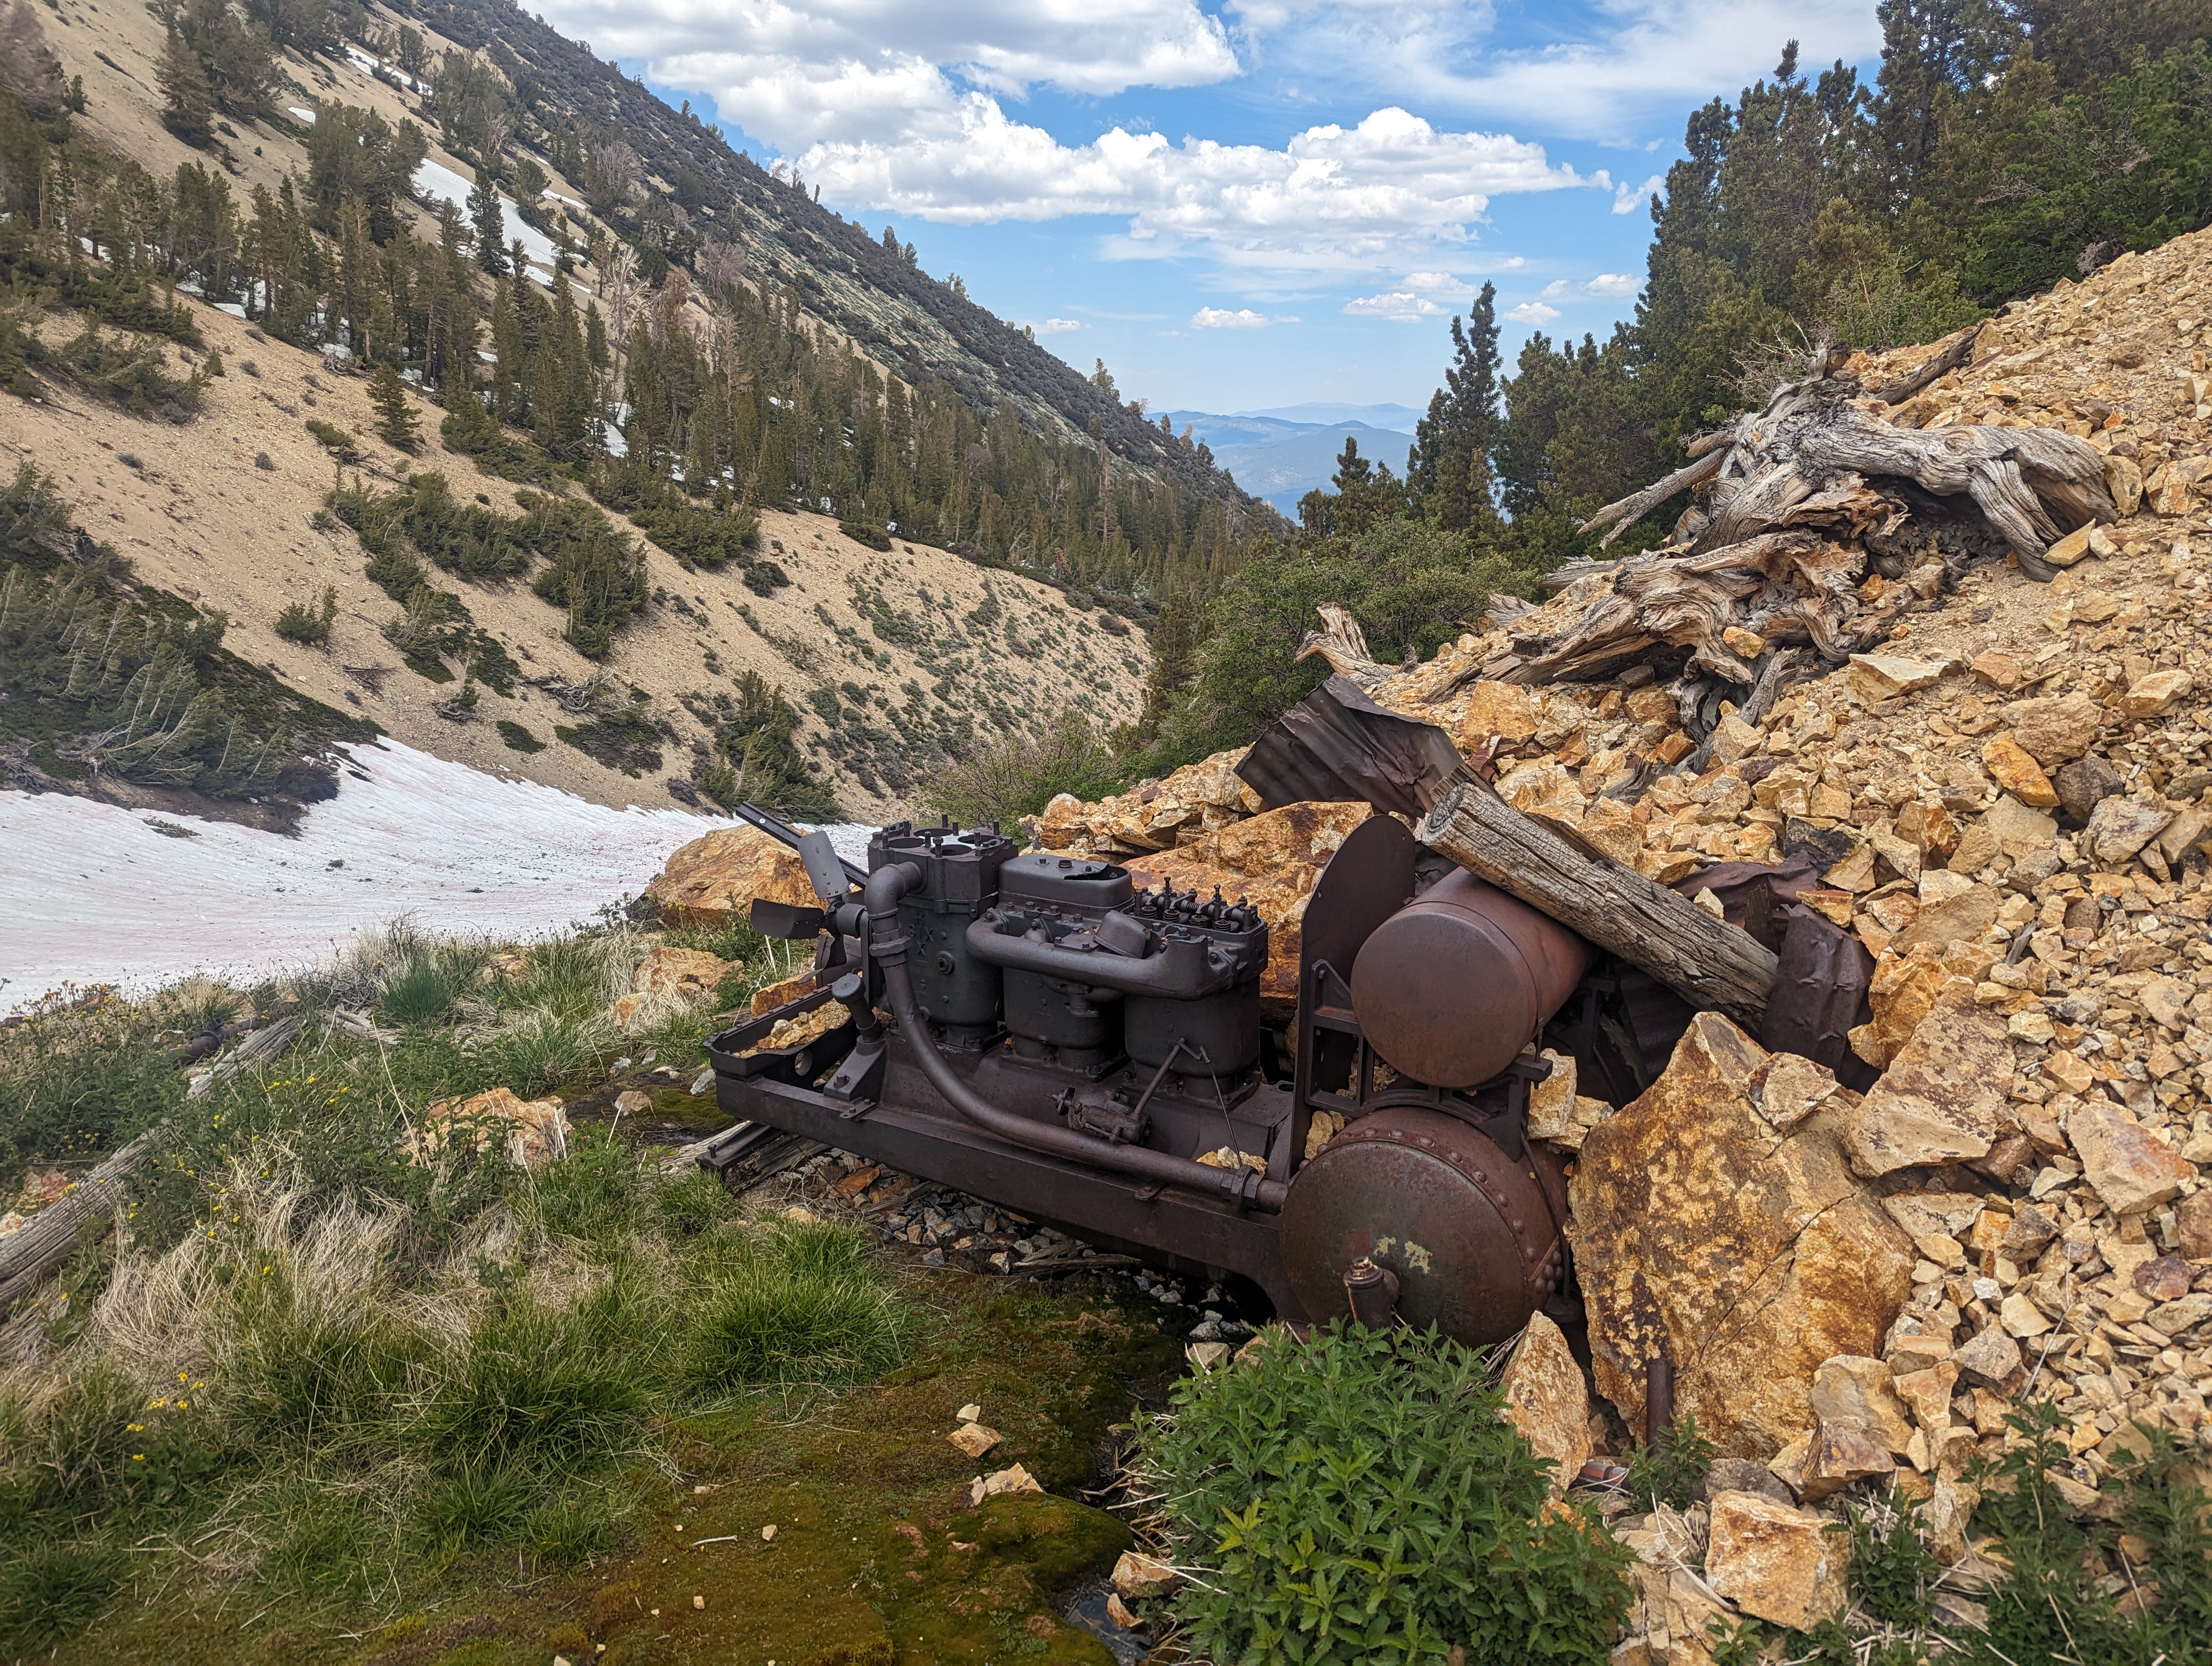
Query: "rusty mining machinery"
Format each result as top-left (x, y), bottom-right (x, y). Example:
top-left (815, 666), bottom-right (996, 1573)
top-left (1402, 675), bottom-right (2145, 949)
top-left (704, 803), bottom-right (1699, 1343)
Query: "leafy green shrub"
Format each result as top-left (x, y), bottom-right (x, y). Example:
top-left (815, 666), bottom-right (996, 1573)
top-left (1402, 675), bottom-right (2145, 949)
top-left (742, 560), bottom-right (790, 595)
top-left (1625, 1413), bottom-right (1713, 1511)
top-left (1845, 1495), bottom-right (1937, 1631)
top-left (305, 417), bottom-right (359, 460)
top-left (839, 519), bottom-right (892, 552)
top-left (556, 693), bottom-right (665, 776)
top-left (57, 323), bottom-right (207, 421)
top-left (440, 386), bottom-right (557, 484)
top-left (496, 717), bottom-right (544, 752)
top-left (1139, 1323), bottom-right (1631, 1665)
top-left (925, 706), bottom-right (1119, 832)
top-left (274, 585), bottom-right (337, 645)
top-left (686, 669), bottom-right (836, 822)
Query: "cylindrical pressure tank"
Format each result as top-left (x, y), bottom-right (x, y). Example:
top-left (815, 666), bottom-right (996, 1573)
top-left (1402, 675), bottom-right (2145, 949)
top-left (1347, 870), bottom-right (1593, 1089)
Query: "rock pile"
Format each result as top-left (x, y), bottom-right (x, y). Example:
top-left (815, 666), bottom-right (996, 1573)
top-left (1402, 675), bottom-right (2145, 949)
top-left (1034, 227), bottom-right (2212, 1556)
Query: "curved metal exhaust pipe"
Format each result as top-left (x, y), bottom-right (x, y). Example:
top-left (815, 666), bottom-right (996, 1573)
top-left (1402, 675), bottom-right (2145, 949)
top-left (865, 861), bottom-right (1286, 1213)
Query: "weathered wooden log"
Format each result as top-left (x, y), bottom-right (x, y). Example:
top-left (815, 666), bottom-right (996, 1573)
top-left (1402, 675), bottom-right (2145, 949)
top-left (1295, 600), bottom-right (1392, 686)
top-left (1416, 777), bottom-right (1777, 1027)
top-left (1862, 323), bottom-right (1982, 406)
top-left (0, 1132), bottom-right (153, 1310)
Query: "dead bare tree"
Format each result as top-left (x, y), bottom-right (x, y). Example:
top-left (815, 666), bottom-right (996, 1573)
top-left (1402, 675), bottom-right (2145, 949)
top-left (1496, 331), bottom-right (2118, 689)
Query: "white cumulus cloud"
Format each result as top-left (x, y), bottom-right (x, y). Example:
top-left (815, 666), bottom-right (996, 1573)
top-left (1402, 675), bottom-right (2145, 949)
top-left (1504, 302), bottom-right (1559, 325)
top-left (1030, 317), bottom-right (1084, 333)
top-left (533, 1), bottom-right (1589, 275)
top-left (1192, 306), bottom-right (1275, 329)
top-left (1612, 173), bottom-right (1666, 214)
top-left (1588, 272), bottom-right (1642, 297)
top-left (1342, 291), bottom-right (1444, 321)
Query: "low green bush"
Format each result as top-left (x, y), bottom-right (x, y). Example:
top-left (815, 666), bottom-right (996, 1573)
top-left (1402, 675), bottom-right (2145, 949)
top-left (1139, 1322), bottom-right (1632, 1665)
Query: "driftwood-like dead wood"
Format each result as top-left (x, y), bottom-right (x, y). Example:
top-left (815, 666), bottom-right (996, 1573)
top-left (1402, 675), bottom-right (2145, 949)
top-left (0, 1134), bottom-right (152, 1310)
top-left (1295, 600), bottom-right (1392, 686)
top-left (1417, 778), bottom-right (1777, 1027)
top-left (1862, 324), bottom-right (1983, 407)
top-left (1511, 357), bottom-right (2117, 689)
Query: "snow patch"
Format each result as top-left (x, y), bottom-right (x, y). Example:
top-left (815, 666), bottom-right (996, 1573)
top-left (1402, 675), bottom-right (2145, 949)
top-left (412, 159), bottom-right (562, 286)
top-left (0, 741), bottom-right (871, 1010)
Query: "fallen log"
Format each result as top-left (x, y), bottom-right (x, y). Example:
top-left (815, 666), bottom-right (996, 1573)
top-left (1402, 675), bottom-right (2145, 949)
top-left (0, 1132), bottom-right (153, 1310)
top-left (1416, 777), bottom-right (1778, 1028)
top-left (1510, 371), bottom-right (2117, 687)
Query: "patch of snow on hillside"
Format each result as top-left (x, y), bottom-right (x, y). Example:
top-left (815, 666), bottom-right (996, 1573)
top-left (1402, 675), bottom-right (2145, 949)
top-left (0, 742), bottom-right (864, 1010)
top-left (413, 160), bottom-right (561, 284)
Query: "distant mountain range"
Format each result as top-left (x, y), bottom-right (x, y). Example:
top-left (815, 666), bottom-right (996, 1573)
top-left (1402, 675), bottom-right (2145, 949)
top-left (1161, 406), bottom-right (1424, 514)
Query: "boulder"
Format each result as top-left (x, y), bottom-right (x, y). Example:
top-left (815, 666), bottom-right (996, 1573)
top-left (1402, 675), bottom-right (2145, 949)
top-left (2085, 797), bottom-right (2174, 865)
top-left (1849, 653), bottom-right (1946, 700)
top-left (1752, 1053), bottom-right (1843, 1135)
top-left (1805, 1417), bottom-right (1896, 1491)
top-left (1496, 1312), bottom-right (1591, 1496)
top-left (1111, 1551), bottom-right (1178, 1600)
top-left (2067, 1100), bottom-right (2195, 1215)
top-left (1035, 749), bottom-right (1260, 855)
top-left (414, 1087), bottom-right (569, 1168)
top-left (2053, 754), bottom-right (2124, 824)
top-left (1951, 1324), bottom-right (2022, 1389)
top-left (1705, 1491), bottom-right (1853, 1630)
top-left (1889, 883), bottom-right (2001, 955)
top-left (632, 945), bottom-right (732, 1000)
top-left (2119, 669), bottom-right (2191, 720)
top-left (1809, 1356), bottom-right (1914, 1454)
top-left (1979, 735), bottom-right (2060, 808)
top-left (1460, 681), bottom-right (1539, 742)
top-left (1985, 794), bottom-right (2060, 855)
top-left (646, 826), bottom-right (820, 925)
top-left (1845, 981), bottom-right (2017, 1177)
top-left (1851, 943), bottom-right (1994, 1070)
top-left (1569, 1014), bottom-right (1917, 1457)
top-left (1999, 694), bottom-right (2105, 768)
top-left (2178, 1190), bottom-right (2212, 1260)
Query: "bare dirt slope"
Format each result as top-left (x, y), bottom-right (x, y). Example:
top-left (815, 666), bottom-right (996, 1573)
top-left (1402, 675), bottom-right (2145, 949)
top-left (10, 0), bottom-right (1150, 823)
top-left (4, 296), bottom-right (1147, 821)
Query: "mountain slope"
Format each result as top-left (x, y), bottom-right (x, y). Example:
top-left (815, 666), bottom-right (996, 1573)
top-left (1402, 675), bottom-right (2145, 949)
top-left (393, 0), bottom-right (1266, 507)
top-left (6, 0), bottom-right (1203, 823)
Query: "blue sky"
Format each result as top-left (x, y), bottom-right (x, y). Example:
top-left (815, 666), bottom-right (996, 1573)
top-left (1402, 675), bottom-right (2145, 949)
top-left (532, 2), bottom-right (1888, 417)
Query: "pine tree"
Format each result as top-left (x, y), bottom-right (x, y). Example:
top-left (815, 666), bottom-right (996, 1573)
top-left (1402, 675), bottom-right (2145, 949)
top-left (157, 23), bottom-right (214, 146)
top-left (1410, 282), bottom-right (1503, 533)
top-left (369, 361), bottom-right (419, 452)
top-left (468, 169), bottom-right (507, 275)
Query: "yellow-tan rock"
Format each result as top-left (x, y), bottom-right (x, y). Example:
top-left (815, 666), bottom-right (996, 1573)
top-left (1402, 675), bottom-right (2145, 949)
top-left (1460, 680), bottom-right (1539, 742)
top-left (1809, 1356), bottom-right (1914, 1454)
top-left (1846, 981), bottom-right (2017, 1177)
top-left (647, 825), bottom-right (820, 925)
top-left (632, 945), bottom-right (732, 999)
top-left (414, 1087), bottom-right (570, 1168)
top-left (1705, 1491), bottom-right (1853, 1630)
top-left (2118, 669), bottom-right (2190, 719)
top-left (2067, 1100), bottom-right (2195, 1216)
top-left (1496, 1312), bottom-right (1591, 1496)
top-left (1999, 694), bottom-right (2105, 767)
top-left (1979, 734), bottom-right (2060, 808)
top-left (1568, 1014), bottom-right (1917, 1457)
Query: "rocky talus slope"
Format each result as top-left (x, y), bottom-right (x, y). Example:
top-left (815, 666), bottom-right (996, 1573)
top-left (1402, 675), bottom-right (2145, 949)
top-left (1021, 227), bottom-right (2212, 1641)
